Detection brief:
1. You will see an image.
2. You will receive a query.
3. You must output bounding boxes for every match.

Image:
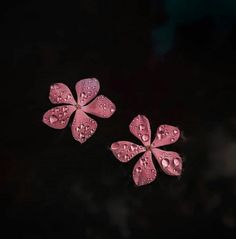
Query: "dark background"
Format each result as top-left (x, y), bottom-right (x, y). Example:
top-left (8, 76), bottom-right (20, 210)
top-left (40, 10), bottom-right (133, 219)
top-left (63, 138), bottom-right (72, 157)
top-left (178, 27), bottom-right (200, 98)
top-left (1, 0), bottom-right (236, 238)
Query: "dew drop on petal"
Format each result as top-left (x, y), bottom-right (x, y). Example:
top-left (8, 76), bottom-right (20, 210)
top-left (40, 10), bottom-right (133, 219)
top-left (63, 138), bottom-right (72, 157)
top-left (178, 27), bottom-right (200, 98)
top-left (174, 158), bottom-right (180, 166)
top-left (136, 167), bottom-right (142, 173)
top-left (49, 115), bottom-right (58, 124)
top-left (138, 124), bottom-right (145, 131)
top-left (141, 134), bottom-right (149, 142)
top-left (161, 159), bottom-right (169, 168)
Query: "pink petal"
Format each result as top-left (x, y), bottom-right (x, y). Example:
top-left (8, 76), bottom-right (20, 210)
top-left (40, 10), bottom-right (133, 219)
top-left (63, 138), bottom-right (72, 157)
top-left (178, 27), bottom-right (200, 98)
top-left (49, 83), bottom-right (76, 105)
top-left (110, 141), bottom-right (146, 163)
top-left (132, 151), bottom-right (157, 186)
top-left (76, 78), bottom-right (100, 106)
top-left (152, 148), bottom-right (182, 176)
top-left (152, 124), bottom-right (180, 147)
top-left (71, 110), bottom-right (98, 143)
top-left (83, 95), bottom-right (116, 118)
top-left (129, 115), bottom-right (151, 146)
top-left (42, 105), bottom-right (76, 129)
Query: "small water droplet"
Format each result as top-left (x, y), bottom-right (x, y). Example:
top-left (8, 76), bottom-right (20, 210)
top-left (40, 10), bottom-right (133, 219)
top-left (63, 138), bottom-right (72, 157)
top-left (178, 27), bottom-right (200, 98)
top-left (59, 113), bottom-right (63, 118)
top-left (173, 130), bottom-right (178, 134)
top-left (129, 144), bottom-right (137, 151)
top-left (141, 157), bottom-right (147, 162)
top-left (136, 167), bottom-right (142, 173)
top-left (174, 158), bottom-right (180, 166)
top-left (62, 106), bottom-right (68, 112)
top-left (57, 96), bottom-right (62, 102)
top-left (117, 153), bottom-right (121, 158)
top-left (138, 124), bottom-right (145, 131)
top-left (67, 94), bottom-right (72, 99)
top-left (60, 120), bottom-right (65, 124)
top-left (87, 91), bottom-right (92, 96)
top-left (124, 154), bottom-right (129, 161)
top-left (161, 159), bottom-right (169, 168)
top-left (79, 132), bottom-right (85, 139)
top-left (80, 124), bottom-right (85, 129)
top-left (85, 125), bottom-right (90, 130)
top-left (80, 92), bottom-right (87, 99)
top-left (49, 115), bottom-right (58, 124)
top-left (141, 134), bottom-right (149, 142)
top-left (165, 132), bottom-right (169, 136)
top-left (55, 108), bottom-right (59, 112)
top-left (90, 129), bottom-right (95, 134)
top-left (111, 142), bottom-right (120, 150)
top-left (157, 133), bottom-right (162, 140)
top-left (123, 144), bottom-right (127, 150)
top-left (170, 138), bottom-right (175, 142)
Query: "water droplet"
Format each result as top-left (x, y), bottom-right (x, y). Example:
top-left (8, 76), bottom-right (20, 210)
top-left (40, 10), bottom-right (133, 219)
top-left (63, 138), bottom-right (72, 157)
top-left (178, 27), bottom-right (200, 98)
top-left (141, 134), bottom-right (149, 142)
top-left (49, 115), bottom-right (58, 124)
top-left (76, 127), bottom-right (80, 132)
top-left (57, 96), bottom-right (62, 102)
top-left (80, 92), bottom-right (87, 99)
top-left (161, 159), bottom-right (169, 168)
top-left (170, 138), bottom-right (175, 142)
top-left (136, 167), bottom-right (142, 173)
top-left (174, 158), bottom-right (180, 166)
top-left (157, 133), bottom-right (162, 140)
top-left (129, 144), bottom-right (137, 152)
top-left (85, 125), bottom-right (90, 130)
top-left (67, 94), bottom-right (72, 99)
top-left (124, 154), bottom-right (129, 161)
top-left (138, 124), bottom-right (145, 131)
top-left (111, 142), bottom-right (120, 150)
top-left (55, 108), bottom-right (59, 112)
top-left (117, 153), bottom-right (121, 158)
top-left (79, 132), bottom-right (85, 139)
top-left (173, 130), bottom-right (178, 135)
top-left (141, 157), bottom-right (147, 162)
top-left (165, 132), bottom-right (169, 136)
top-left (60, 120), bottom-right (65, 124)
top-left (87, 91), bottom-right (92, 96)
top-left (80, 124), bottom-right (85, 129)
top-left (90, 129), bottom-right (95, 134)
top-left (58, 113), bottom-right (63, 118)
top-left (62, 106), bottom-right (68, 112)
top-left (123, 144), bottom-right (127, 150)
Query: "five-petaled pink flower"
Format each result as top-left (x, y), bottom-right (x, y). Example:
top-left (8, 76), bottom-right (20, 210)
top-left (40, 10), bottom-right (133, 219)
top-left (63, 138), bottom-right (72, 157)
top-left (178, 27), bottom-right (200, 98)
top-left (111, 115), bottom-right (182, 186)
top-left (43, 78), bottom-right (116, 143)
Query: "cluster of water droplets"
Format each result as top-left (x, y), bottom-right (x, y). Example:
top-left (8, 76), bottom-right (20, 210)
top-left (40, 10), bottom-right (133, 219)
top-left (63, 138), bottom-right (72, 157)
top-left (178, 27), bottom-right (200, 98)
top-left (155, 125), bottom-right (179, 144)
top-left (130, 117), bottom-right (150, 144)
top-left (50, 84), bottom-right (73, 104)
top-left (73, 118), bottom-right (96, 143)
top-left (95, 95), bottom-right (116, 117)
top-left (79, 78), bottom-right (99, 104)
top-left (158, 153), bottom-right (182, 175)
top-left (111, 142), bottom-right (145, 162)
top-left (46, 106), bottom-right (70, 125)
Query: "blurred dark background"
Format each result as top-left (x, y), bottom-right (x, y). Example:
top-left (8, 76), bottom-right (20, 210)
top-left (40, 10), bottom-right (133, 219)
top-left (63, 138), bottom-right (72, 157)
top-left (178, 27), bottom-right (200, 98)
top-left (1, 0), bottom-right (236, 238)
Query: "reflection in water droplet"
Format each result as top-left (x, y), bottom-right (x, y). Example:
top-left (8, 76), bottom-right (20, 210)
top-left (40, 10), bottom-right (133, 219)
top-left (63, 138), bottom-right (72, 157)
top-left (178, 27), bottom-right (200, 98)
top-left (161, 159), bottom-right (169, 168)
top-left (49, 115), bottom-right (58, 124)
top-left (142, 134), bottom-right (149, 142)
top-left (173, 130), bottom-right (178, 135)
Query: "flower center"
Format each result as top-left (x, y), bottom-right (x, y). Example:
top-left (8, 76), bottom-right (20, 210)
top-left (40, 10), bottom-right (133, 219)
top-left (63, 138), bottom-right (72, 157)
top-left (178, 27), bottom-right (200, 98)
top-left (75, 103), bottom-right (82, 110)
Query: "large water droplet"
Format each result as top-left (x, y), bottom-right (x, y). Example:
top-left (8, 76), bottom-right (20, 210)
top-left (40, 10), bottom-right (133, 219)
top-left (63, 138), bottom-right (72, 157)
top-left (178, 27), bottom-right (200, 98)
top-left (161, 159), bottom-right (169, 168)
top-left (174, 158), bottom-right (180, 166)
top-left (141, 134), bottom-right (149, 142)
top-left (49, 115), bottom-right (58, 124)
top-left (111, 142), bottom-right (120, 150)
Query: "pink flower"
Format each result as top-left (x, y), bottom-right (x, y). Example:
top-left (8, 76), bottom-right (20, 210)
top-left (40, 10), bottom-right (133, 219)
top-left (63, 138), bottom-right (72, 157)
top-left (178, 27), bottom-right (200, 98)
top-left (42, 78), bottom-right (116, 143)
top-left (111, 115), bottom-right (182, 186)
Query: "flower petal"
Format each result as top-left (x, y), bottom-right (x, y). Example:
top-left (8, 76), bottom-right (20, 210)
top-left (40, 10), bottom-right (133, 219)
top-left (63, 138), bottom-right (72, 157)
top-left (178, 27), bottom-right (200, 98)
top-left (129, 115), bottom-right (151, 146)
top-left (110, 141), bottom-right (146, 163)
top-left (83, 95), bottom-right (116, 118)
top-left (71, 110), bottom-right (98, 143)
top-left (76, 78), bottom-right (100, 106)
top-left (42, 105), bottom-right (76, 129)
top-left (152, 124), bottom-right (180, 147)
top-left (132, 151), bottom-right (157, 186)
top-left (152, 148), bottom-right (182, 176)
top-left (49, 83), bottom-right (76, 105)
